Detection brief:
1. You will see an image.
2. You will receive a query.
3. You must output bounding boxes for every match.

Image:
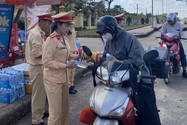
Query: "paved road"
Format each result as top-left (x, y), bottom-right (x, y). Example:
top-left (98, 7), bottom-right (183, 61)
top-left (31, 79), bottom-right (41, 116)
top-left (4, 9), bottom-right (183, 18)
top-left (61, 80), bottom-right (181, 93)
top-left (14, 31), bottom-right (187, 125)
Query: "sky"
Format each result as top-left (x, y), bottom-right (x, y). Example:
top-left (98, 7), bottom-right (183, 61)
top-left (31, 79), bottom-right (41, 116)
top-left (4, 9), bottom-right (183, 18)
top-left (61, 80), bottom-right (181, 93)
top-left (105, 0), bottom-right (187, 19)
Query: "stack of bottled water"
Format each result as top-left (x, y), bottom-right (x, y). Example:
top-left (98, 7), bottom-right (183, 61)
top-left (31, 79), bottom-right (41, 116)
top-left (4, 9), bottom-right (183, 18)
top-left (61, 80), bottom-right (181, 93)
top-left (0, 67), bottom-right (25, 103)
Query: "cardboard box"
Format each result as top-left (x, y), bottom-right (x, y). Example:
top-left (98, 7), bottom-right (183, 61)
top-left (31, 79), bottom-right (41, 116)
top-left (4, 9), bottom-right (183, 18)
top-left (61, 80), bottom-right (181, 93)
top-left (24, 80), bottom-right (32, 93)
top-left (24, 70), bottom-right (30, 81)
top-left (25, 84), bottom-right (32, 93)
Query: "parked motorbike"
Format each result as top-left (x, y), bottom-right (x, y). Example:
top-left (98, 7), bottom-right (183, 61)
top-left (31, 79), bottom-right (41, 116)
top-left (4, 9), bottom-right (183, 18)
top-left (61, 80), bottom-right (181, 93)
top-left (154, 28), bottom-right (187, 84)
top-left (79, 45), bottom-right (159, 125)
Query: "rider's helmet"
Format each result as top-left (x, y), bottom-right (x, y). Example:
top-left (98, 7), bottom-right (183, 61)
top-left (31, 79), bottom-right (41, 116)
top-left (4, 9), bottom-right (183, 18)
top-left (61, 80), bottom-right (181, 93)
top-left (96, 15), bottom-right (118, 35)
top-left (167, 13), bottom-right (177, 25)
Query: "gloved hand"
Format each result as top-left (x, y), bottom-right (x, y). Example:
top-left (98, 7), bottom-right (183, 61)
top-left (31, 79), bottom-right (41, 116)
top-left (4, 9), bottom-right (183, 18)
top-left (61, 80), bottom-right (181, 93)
top-left (112, 56), bottom-right (123, 63)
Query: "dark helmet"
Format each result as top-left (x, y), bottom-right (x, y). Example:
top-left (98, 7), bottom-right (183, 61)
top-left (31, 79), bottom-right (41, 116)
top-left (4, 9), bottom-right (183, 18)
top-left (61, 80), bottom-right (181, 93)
top-left (167, 13), bottom-right (177, 25)
top-left (96, 15), bottom-right (118, 35)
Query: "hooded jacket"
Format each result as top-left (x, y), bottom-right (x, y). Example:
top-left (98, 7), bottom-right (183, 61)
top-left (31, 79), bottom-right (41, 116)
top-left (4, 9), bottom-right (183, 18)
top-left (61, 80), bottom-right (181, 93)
top-left (103, 27), bottom-right (150, 82)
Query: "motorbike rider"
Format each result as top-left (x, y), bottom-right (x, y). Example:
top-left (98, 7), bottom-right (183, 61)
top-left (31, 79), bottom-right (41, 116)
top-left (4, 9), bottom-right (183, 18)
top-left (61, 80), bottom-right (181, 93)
top-left (96, 15), bottom-right (161, 125)
top-left (161, 12), bottom-right (187, 78)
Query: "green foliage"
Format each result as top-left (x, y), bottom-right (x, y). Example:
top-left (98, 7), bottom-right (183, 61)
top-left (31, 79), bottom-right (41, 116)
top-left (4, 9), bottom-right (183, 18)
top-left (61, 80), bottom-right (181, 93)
top-left (104, 0), bottom-right (114, 13)
top-left (126, 16), bottom-right (132, 25)
top-left (64, 0), bottom-right (106, 16)
top-left (141, 18), bottom-right (145, 24)
top-left (156, 16), bottom-right (159, 24)
top-left (110, 5), bottom-right (126, 15)
top-left (145, 17), bottom-right (149, 24)
top-left (64, 0), bottom-right (85, 12)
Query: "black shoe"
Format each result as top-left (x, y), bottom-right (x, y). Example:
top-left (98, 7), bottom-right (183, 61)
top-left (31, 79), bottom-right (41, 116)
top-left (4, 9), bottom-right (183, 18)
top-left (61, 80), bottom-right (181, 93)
top-left (32, 122), bottom-right (46, 125)
top-left (42, 112), bottom-right (49, 118)
top-left (71, 86), bottom-right (77, 93)
top-left (69, 86), bottom-right (76, 94)
top-left (40, 122), bottom-right (46, 125)
top-left (182, 70), bottom-right (187, 78)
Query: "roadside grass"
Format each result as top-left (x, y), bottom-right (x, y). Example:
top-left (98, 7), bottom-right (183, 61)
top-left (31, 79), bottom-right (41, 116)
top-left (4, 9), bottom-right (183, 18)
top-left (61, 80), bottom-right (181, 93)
top-left (76, 24), bottom-right (150, 37)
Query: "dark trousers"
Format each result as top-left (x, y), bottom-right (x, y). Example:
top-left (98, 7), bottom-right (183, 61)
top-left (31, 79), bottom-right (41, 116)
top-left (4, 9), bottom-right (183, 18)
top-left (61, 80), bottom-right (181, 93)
top-left (179, 43), bottom-right (187, 67)
top-left (138, 83), bottom-right (161, 125)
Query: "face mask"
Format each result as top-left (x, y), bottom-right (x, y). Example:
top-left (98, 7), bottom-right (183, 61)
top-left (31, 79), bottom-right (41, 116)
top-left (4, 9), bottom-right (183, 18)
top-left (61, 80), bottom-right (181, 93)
top-left (102, 33), bottom-right (113, 41)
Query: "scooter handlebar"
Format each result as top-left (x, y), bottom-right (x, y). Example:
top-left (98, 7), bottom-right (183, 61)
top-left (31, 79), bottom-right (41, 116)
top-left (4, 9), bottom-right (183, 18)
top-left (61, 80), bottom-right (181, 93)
top-left (180, 38), bottom-right (187, 40)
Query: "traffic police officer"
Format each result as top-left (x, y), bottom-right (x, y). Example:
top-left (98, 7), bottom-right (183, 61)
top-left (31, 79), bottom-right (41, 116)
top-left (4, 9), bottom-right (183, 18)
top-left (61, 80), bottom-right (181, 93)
top-left (42, 11), bottom-right (78, 125)
top-left (67, 16), bottom-right (78, 94)
top-left (114, 13), bottom-right (125, 27)
top-left (25, 12), bottom-right (54, 125)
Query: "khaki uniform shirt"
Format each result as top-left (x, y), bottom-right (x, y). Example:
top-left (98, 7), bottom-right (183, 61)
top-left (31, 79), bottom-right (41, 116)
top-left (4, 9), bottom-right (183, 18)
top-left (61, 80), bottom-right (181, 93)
top-left (42, 31), bottom-right (71, 84)
top-left (67, 27), bottom-right (77, 53)
top-left (25, 25), bottom-right (45, 65)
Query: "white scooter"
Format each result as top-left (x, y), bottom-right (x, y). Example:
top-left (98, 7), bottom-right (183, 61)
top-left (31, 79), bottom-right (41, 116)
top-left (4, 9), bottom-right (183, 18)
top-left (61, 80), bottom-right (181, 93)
top-left (79, 46), bottom-right (160, 125)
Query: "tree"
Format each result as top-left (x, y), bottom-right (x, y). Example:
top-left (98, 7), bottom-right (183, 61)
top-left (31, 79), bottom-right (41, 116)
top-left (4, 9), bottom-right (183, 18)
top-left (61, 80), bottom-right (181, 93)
top-left (141, 18), bottom-right (145, 24)
top-left (110, 5), bottom-right (126, 15)
top-left (87, 1), bottom-right (105, 15)
top-left (126, 16), bottom-right (132, 25)
top-left (91, 1), bottom-right (106, 16)
top-left (145, 16), bottom-right (149, 24)
top-left (65, 0), bottom-right (85, 12)
top-left (104, 0), bottom-right (114, 13)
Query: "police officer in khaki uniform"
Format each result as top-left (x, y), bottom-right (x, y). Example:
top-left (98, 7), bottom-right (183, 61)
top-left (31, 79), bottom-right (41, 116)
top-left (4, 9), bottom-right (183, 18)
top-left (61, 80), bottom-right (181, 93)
top-left (114, 13), bottom-right (125, 27)
top-left (25, 12), bottom-right (54, 125)
top-left (67, 16), bottom-right (78, 94)
top-left (42, 11), bottom-right (78, 125)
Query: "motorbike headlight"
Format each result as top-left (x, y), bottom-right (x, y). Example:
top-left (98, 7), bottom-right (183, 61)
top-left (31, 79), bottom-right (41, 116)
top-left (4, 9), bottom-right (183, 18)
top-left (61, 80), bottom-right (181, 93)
top-left (109, 70), bottom-right (129, 85)
top-left (109, 97), bottom-right (130, 117)
top-left (97, 66), bottom-right (109, 81)
top-left (110, 72), bottom-right (121, 84)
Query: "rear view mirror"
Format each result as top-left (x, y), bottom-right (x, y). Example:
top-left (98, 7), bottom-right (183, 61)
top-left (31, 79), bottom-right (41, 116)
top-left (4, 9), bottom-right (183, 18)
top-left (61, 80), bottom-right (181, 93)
top-left (82, 46), bottom-right (92, 57)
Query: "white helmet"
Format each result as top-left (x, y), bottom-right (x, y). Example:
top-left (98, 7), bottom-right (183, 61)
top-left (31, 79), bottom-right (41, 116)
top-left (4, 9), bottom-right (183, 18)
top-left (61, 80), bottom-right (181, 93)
top-left (167, 13), bottom-right (177, 25)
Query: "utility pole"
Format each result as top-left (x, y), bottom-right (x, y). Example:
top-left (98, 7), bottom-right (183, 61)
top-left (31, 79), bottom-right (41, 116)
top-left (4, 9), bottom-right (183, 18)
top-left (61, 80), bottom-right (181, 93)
top-left (166, 0), bottom-right (167, 14)
top-left (137, 4), bottom-right (138, 14)
top-left (146, 8), bottom-right (147, 15)
top-left (162, 0), bottom-right (164, 15)
top-left (152, 0), bottom-right (154, 28)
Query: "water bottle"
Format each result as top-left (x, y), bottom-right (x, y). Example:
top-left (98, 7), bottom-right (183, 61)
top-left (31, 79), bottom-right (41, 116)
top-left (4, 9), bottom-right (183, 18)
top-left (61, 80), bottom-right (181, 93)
top-left (76, 39), bottom-right (81, 49)
top-left (106, 53), bottom-right (113, 61)
top-left (17, 82), bottom-right (25, 99)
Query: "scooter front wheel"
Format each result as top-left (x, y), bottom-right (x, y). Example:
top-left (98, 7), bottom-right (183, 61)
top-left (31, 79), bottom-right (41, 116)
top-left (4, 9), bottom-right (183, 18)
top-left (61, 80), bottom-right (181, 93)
top-left (164, 78), bottom-right (170, 84)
